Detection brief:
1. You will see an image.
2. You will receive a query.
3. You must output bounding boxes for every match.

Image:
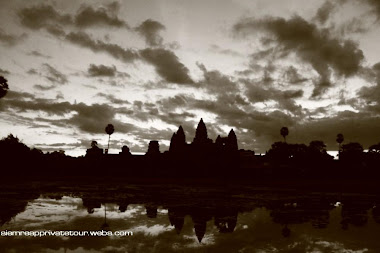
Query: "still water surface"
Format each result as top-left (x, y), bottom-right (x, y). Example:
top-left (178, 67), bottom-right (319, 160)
top-left (1, 182), bottom-right (380, 252)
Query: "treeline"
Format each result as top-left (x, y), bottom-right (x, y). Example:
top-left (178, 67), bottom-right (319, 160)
top-left (1, 134), bottom-right (380, 179)
top-left (263, 140), bottom-right (380, 178)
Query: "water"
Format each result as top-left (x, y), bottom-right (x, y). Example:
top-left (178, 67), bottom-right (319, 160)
top-left (1, 181), bottom-right (380, 252)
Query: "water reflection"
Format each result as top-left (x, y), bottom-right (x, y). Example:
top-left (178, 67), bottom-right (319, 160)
top-left (1, 182), bottom-right (380, 252)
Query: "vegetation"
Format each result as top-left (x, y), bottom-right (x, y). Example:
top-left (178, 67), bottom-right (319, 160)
top-left (0, 76), bottom-right (9, 99)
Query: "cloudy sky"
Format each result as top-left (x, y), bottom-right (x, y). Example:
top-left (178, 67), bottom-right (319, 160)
top-left (0, 0), bottom-right (380, 156)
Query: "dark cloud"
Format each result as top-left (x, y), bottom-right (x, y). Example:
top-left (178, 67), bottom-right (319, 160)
top-left (33, 84), bottom-right (56, 91)
top-left (74, 5), bottom-right (128, 28)
top-left (365, 0), bottom-right (380, 21)
top-left (45, 25), bottom-right (66, 37)
top-left (88, 64), bottom-right (117, 77)
top-left (19, 4), bottom-right (190, 85)
top-left (0, 68), bottom-right (10, 75)
top-left (66, 31), bottom-right (139, 62)
top-left (140, 48), bottom-right (194, 84)
top-left (358, 62), bottom-right (380, 108)
top-left (283, 66), bottom-right (308, 84)
top-left (135, 19), bottom-right (165, 47)
top-left (197, 63), bottom-right (238, 93)
top-left (314, 1), bottom-right (336, 24)
top-left (18, 4), bottom-right (72, 30)
top-left (1, 92), bottom-right (136, 134)
top-left (243, 79), bottom-right (303, 114)
top-left (42, 64), bottom-right (68, 84)
top-left (0, 29), bottom-right (27, 46)
top-left (18, 3), bottom-right (128, 30)
top-left (96, 93), bottom-right (130, 105)
top-left (233, 15), bottom-right (364, 97)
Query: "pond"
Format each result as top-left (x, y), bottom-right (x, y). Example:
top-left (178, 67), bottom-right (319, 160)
top-left (1, 181), bottom-right (380, 252)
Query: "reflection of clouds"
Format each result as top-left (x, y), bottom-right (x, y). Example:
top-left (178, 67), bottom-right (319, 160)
top-left (131, 224), bottom-right (172, 236)
top-left (313, 240), bottom-right (368, 253)
top-left (182, 234), bottom-right (216, 248)
top-left (10, 196), bottom-right (88, 228)
top-left (158, 208), bottom-right (168, 214)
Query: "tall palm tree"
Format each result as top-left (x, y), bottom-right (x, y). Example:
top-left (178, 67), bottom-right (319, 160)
top-left (280, 127), bottom-right (289, 143)
top-left (336, 133), bottom-right (344, 160)
top-left (105, 124), bottom-right (114, 154)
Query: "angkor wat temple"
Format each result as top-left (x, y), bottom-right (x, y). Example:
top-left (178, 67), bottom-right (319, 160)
top-left (168, 118), bottom-right (238, 157)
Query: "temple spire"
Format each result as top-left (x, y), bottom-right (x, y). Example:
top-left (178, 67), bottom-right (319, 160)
top-left (193, 118), bottom-right (208, 144)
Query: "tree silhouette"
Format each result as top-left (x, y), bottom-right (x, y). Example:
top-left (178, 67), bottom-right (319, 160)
top-left (280, 127), bottom-right (289, 143)
top-left (336, 133), bottom-right (344, 160)
top-left (0, 76), bottom-right (9, 99)
top-left (91, 140), bottom-right (98, 148)
top-left (105, 124), bottom-right (114, 154)
top-left (341, 142), bottom-right (363, 162)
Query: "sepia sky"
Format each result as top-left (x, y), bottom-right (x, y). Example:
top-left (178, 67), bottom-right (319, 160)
top-left (0, 0), bottom-right (380, 156)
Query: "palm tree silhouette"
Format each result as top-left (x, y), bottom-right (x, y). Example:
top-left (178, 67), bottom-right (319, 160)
top-left (105, 124), bottom-right (114, 154)
top-left (336, 133), bottom-right (344, 160)
top-left (280, 127), bottom-right (289, 143)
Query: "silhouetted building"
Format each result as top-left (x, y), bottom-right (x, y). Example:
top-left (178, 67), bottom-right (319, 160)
top-left (85, 141), bottom-right (103, 158)
top-left (120, 145), bottom-right (131, 156)
top-left (169, 118), bottom-right (239, 166)
top-left (169, 125), bottom-right (187, 153)
top-left (193, 118), bottom-right (212, 146)
top-left (146, 141), bottom-right (160, 156)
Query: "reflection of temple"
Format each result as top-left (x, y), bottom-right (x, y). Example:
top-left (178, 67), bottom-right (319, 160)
top-left (6, 184), bottom-right (380, 245)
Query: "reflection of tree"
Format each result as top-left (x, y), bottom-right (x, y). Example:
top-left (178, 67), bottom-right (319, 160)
top-left (82, 196), bottom-right (101, 214)
top-left (214, 210), bottom-right (237, 233)
top-left (340, 200), bottom-right (371, 230)
top-left (100, 204), bottom-right (110, 231)
top-left (269, 198), bottom-right (334, 234)
top-left (145, 204), bottom-right (158, 218)
top-left (0, 191), bottom-right (40, 227)
top-left (372, 206), bottom-right (380, 224)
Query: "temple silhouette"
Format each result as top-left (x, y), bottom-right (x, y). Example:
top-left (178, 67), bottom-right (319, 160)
top-left (1, 117), bottom-right (380, 179)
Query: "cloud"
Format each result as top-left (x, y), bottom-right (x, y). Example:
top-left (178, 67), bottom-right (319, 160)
top-left (209, 44), bottom-right (242, 57)
top-left (0, 92), bottom-right (136, 134)
top-left (42, 64), bottom-right (68, 84)
top-left (0, 68), bottom-right (10, 75)
top-left (140, 48), bottom-right (193, 84)
top-left (358, 62), bottom-right (380, 109)
top-left (33, 84), bottom-right (56, 91)
top-left (74, 5), bottom-right (128, 28)
top-left (314, 1), bottom-right (337, 24)
top-left (283, 66), bottom-right (308, 84)
top-left (197, 63), bottom-right (238, 93)
top-left (18, 3), bottom-right (128, 30)
top-left (233, 15), bottom-right (364, 97)
top-left (66, 31), bottom-right (139, 62)
top-left (27, 50), bottom-right (51, 59)
top-left (365, 0), bottom-right (380, 21)
top-left (135, 19), bottom-right (165, 47)
top-left (96, 93), bottom-right (130, 105)
top-left (18, 4), bottom-right (72, 30)
top-left (88, 64), bottom-right (117, 77)
top-left (0, 29), bottom-right (27, 46)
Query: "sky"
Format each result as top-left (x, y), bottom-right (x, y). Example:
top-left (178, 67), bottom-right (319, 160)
top-left (0, 0), bottom-right (380, 156)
